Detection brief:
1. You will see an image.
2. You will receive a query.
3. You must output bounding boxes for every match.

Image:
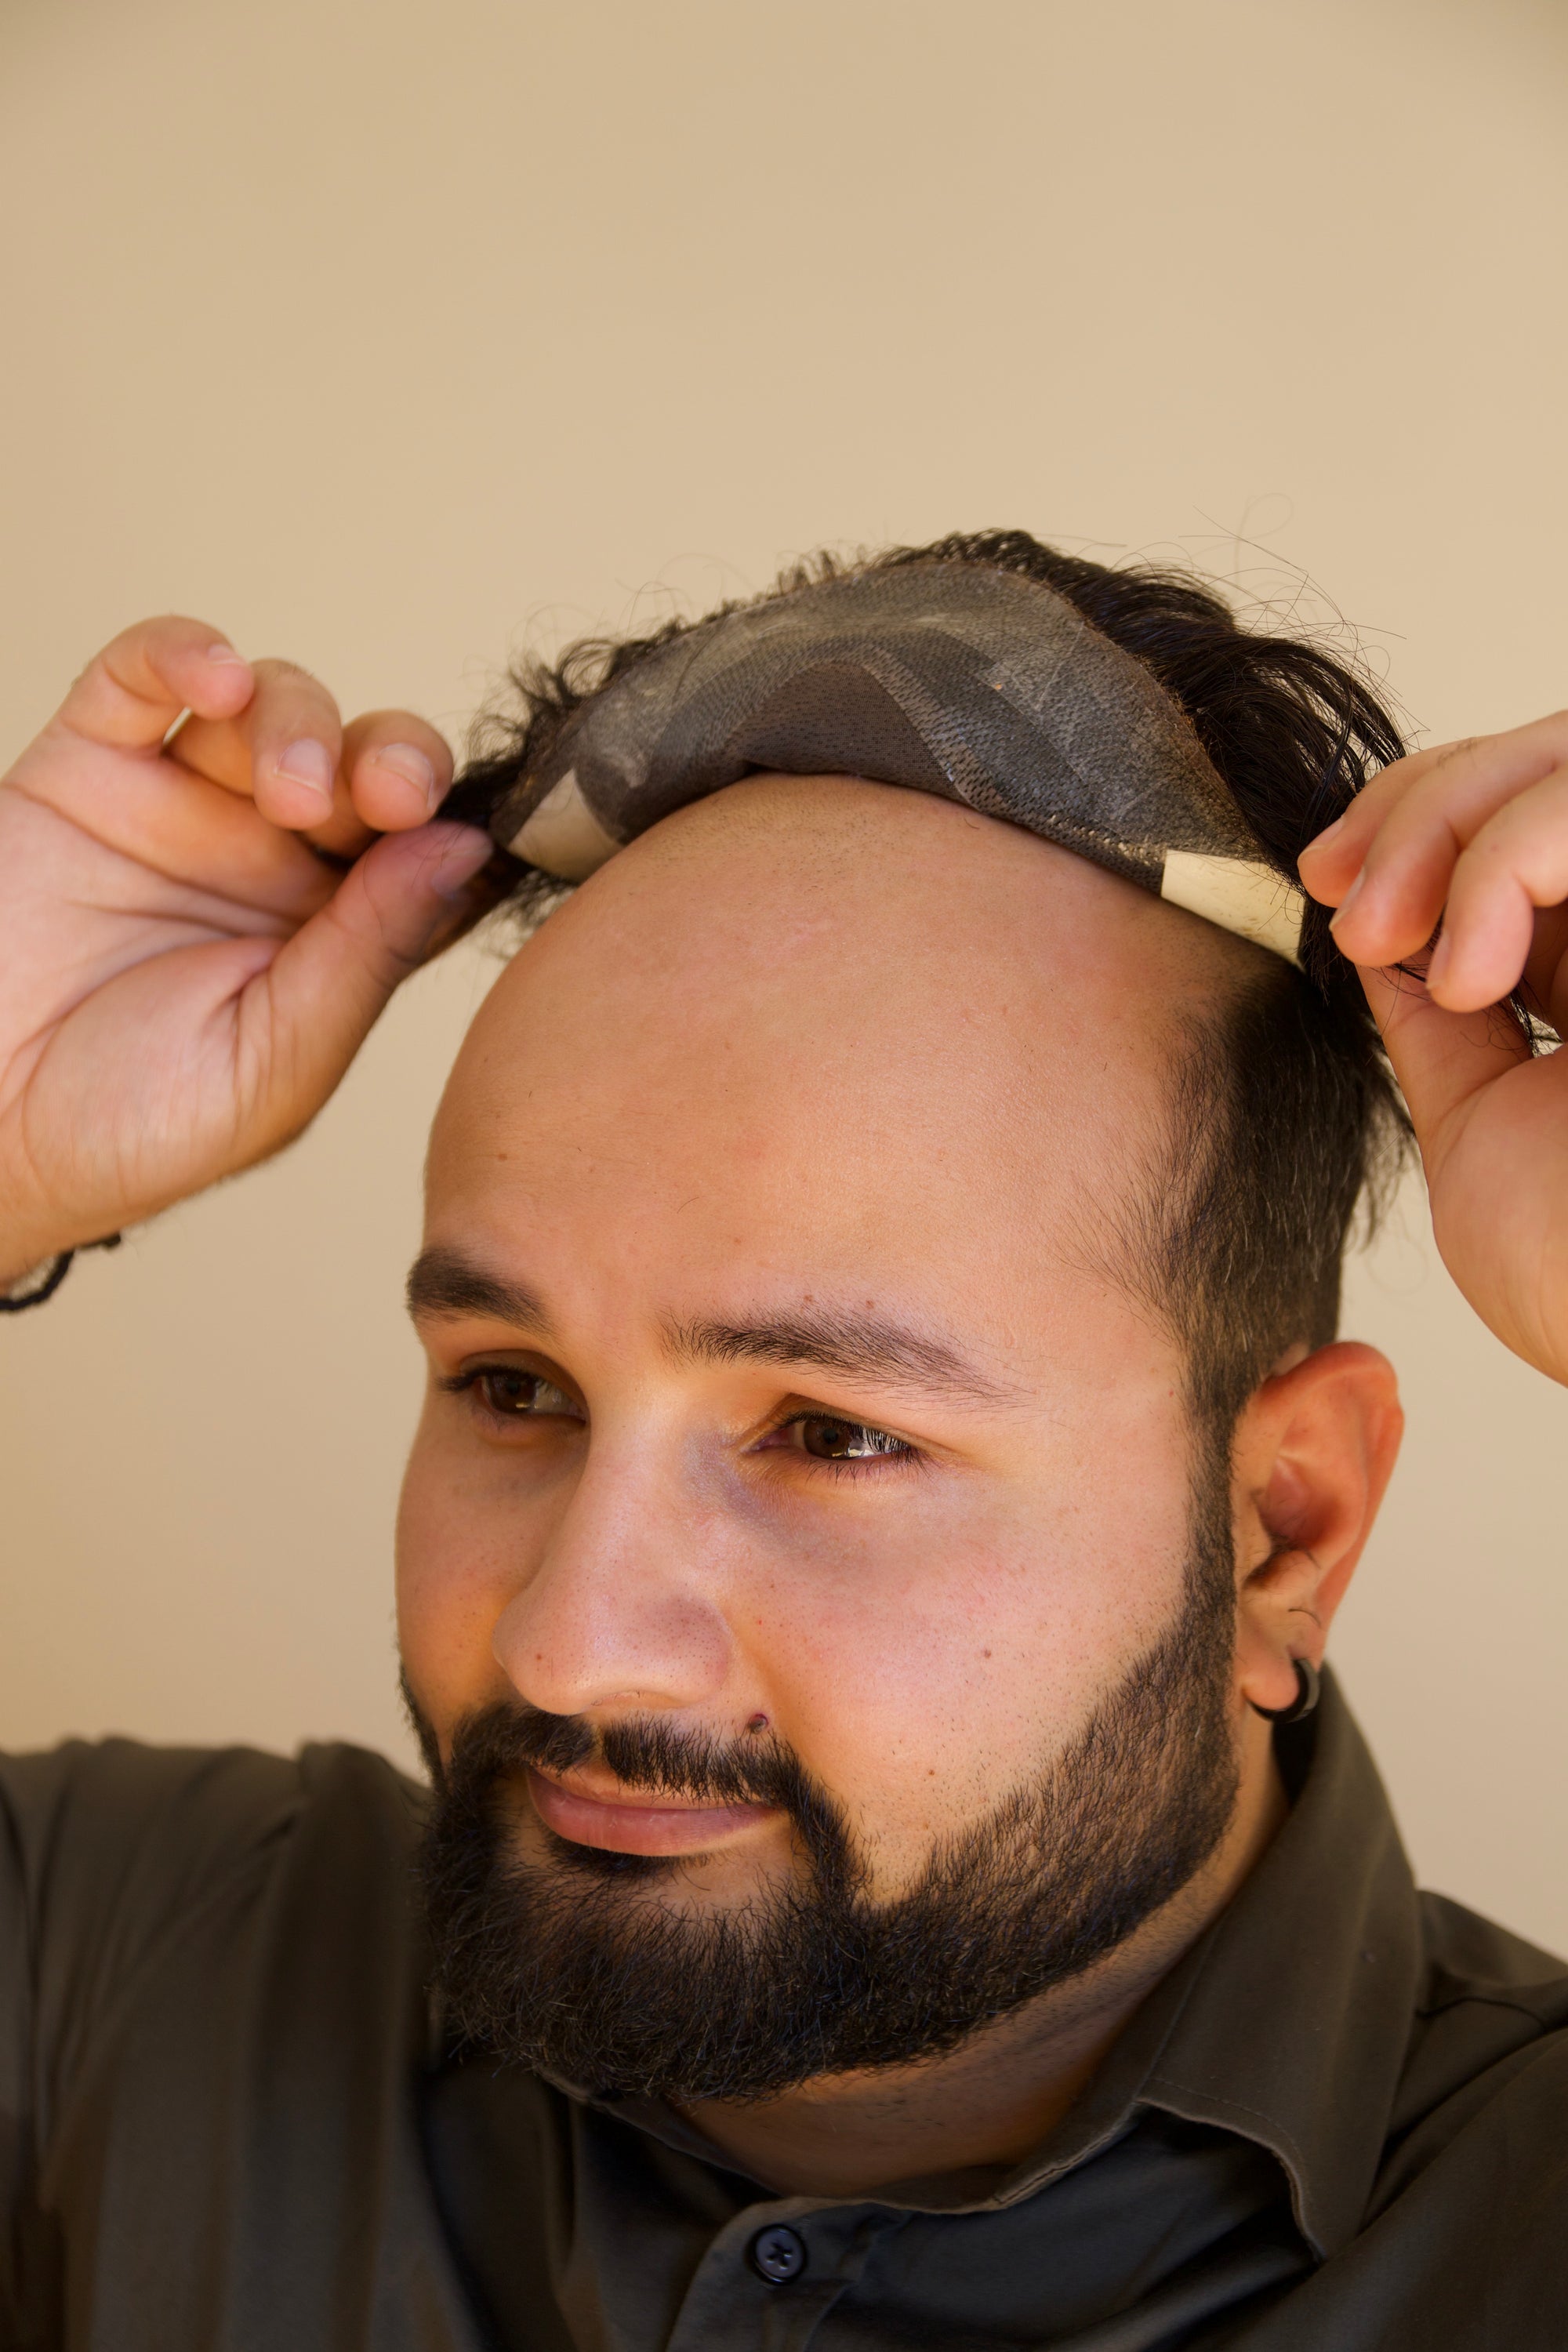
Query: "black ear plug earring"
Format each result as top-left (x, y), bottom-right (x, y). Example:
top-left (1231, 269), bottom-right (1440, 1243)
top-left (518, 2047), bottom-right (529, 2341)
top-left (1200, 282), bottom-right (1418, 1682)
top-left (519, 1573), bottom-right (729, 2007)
top-left (1250, 1657), bottom-right (1320, 1725)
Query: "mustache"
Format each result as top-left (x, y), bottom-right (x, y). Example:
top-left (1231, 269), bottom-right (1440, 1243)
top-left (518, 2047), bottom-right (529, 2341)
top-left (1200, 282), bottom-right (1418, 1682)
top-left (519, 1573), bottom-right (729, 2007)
top-left (411, 1680), bottom-right (849, 1861)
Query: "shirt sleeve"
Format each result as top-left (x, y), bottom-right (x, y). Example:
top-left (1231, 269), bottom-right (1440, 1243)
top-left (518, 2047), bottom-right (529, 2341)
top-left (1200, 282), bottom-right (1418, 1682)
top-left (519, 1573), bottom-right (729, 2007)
top-left (0, 1738), bottom-right (307, 2333)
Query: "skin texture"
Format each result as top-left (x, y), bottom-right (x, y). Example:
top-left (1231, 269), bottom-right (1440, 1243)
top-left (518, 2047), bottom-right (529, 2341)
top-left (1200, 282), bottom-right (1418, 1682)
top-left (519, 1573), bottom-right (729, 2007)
top-left (5, 615), bottom-right (1566, 2194)
top-left (396, 775), bottom-right (1402, 2190)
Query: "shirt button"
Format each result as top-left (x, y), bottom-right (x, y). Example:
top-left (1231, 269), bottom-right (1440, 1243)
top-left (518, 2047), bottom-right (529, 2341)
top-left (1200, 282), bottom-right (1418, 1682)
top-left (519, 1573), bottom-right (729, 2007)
top-left (748, 2223), bottom-right (808, 2284)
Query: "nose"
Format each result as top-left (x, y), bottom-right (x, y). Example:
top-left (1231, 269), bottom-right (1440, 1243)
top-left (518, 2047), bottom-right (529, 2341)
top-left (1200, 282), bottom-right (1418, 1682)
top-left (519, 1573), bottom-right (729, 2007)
top-left (489, 1431), bottom-right (737, 1719)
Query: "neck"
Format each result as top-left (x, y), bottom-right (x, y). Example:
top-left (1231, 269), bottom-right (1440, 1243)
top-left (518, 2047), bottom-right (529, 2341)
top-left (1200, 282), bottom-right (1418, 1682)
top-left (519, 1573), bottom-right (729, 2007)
top-left (678, 1711), bottom-right (1286, 2199)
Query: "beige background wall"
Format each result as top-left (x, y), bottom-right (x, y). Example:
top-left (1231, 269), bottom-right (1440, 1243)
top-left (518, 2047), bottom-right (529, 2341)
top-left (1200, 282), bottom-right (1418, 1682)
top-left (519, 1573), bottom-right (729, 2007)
top-left (4, 0), bottom-right (1567, 1947)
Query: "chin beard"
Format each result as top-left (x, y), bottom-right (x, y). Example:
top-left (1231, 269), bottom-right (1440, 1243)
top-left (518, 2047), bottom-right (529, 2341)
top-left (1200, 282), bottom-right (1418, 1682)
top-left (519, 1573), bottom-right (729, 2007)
top-left (411, 1490), bottom-right (1240, 2104)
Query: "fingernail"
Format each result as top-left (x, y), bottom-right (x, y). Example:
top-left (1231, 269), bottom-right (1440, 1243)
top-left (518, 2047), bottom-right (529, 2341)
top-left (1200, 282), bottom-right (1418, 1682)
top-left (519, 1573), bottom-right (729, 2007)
top-left (372, 741), bottom-right (439, 811)
top-left (1327, 869), bottom-right (1365, 933)
top-left (1426, 931), bottom-right (1452, 989)
top-left (431, 829), bottom-right (495, 903)
top-left (274, 738), bottom-right (336, 810)
top-left (1305, 813), bottom-right (1345, 855)
top-left (205, 642), bottom-right (250, 669)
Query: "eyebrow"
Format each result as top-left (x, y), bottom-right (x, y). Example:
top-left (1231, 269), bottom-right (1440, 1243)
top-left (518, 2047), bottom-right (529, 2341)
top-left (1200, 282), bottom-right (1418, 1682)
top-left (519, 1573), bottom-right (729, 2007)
top-left (663, 1309), bottom-right (1014, 1407)
top-left (405, 1247), bottom-right (553, 1334)
top-left (407, 1249), bottom-right (1013, 1409)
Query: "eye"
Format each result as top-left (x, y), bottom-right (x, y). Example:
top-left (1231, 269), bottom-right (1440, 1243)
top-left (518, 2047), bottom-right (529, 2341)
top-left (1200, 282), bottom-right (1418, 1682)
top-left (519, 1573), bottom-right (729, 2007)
top-left (779, 1413), bottom-right (916, 1463)
top-left (445, 1366), bottom-right (585, 1424)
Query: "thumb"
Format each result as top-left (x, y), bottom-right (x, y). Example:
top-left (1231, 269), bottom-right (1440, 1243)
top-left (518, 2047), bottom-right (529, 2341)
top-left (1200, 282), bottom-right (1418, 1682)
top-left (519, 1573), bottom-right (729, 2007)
top-left (259, 822), bottom-right (495, 1112)
top-left (1359, 960), bottom-right (1531, 1178)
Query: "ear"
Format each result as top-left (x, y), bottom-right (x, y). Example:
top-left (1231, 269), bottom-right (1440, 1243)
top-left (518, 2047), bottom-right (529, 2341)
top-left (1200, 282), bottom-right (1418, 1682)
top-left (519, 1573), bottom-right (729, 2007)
top-left (1229, 1341), bottom-right (1403, 1718)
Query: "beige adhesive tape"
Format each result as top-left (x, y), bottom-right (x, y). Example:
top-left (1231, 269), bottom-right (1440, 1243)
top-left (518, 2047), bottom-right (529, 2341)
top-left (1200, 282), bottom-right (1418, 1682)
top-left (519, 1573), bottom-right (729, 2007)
top-left (507, 771), bottom-right (620, 880)
top-left (1160, 851), bottom-right (1305, 966)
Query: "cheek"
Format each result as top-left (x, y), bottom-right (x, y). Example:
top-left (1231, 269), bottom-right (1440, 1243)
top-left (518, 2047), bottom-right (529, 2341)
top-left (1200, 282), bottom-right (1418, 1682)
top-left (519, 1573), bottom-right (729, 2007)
top-left (748, 1446), bottom-right (1193, 1882)
top-left (394, 1408), bottom-right (552, 1722)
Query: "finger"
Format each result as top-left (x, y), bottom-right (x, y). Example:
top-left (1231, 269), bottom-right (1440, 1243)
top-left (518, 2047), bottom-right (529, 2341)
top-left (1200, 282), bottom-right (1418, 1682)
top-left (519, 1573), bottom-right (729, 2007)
top-left (1520, 903), bottom-right (1568, 1033)
top-left (1325, 716), bottom-right (1568, 968)
top-left (255, 823), bottom-right (495, 1113)
top-left (339, 710), bottom-right (455, 832)
top-left (1298, 718), bottom-right (1568, 906)
top-left (50, 617), bottom-right (254, 753)
top-left (1359, 960), bottom-right (1532, 1177)
top-left (225, 656), bottom-right (347, 835)
top-left (173, 680), bottom-right (453, 853)
top-left (1297, 740), bottom-right (1465, 902)
top-left (171, 657), bottom-right (369, 854)
top-left (36, 749), bottom-right (343, 923)
top-left (1424, 769), bottom-right (1568, 1011)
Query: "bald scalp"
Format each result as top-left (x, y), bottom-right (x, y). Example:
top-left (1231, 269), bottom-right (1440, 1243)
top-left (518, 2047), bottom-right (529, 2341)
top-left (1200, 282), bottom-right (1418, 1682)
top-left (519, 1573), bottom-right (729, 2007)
top-left (541, 766), bottom-right (1251, 985)
top-left (443, 772), bottom-right (1245, 1232)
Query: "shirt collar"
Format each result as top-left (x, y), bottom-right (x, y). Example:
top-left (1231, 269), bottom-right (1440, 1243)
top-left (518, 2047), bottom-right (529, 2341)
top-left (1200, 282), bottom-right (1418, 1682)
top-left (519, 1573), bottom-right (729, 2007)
top-left (1133, 1669), bottom-right (1423, 2257)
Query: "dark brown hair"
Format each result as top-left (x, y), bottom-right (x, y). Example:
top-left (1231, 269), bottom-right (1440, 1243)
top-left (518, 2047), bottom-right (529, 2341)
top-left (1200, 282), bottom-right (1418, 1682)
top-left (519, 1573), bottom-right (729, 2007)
top-left (453, 530), bottom-right (1412, 1438)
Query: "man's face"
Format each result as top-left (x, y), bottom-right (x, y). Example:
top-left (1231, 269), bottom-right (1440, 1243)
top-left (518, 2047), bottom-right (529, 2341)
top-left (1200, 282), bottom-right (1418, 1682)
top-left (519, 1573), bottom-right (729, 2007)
top-left (397, 775), bottom-right (1250, 2094)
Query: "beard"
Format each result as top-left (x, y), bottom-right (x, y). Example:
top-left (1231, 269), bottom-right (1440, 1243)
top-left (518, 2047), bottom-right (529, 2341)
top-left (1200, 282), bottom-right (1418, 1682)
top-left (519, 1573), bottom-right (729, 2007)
top-left (411, 1476), bottom-right (1241, 2104)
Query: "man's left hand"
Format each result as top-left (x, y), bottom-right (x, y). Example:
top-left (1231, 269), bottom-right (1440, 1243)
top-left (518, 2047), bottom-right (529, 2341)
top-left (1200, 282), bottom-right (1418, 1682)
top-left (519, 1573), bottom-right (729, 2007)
top-left (1300, 714), bottom-right (1568, 1385)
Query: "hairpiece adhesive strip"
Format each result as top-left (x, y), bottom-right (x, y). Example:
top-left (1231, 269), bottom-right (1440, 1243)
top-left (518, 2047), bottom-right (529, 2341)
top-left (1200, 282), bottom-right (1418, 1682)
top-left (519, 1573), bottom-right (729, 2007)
top-left (1159, 852), bottom-right (1305, 964)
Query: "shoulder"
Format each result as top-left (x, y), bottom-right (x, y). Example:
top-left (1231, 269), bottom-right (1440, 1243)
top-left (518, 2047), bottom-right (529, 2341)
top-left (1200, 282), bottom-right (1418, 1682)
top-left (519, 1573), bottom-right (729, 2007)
top-left (1373, 1889), bottom-right (1568, 2216)
top-left (1417, 1887), bottom-right (1568, 2009)
top-left (1411, 1887), bottom-right (1568, 2071)
top-left (0, 1744), bottom-right (439, 2334)
top-left (0, 1737), bottom-right (426, 2040)
top-left (2, 1732), bottom-right (423, 1893)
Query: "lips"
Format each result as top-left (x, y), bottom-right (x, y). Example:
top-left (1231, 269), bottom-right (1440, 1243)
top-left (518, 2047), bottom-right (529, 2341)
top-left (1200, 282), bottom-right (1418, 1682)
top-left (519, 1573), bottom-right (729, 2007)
top-left (525, 1766), bottom-right (779, 1857)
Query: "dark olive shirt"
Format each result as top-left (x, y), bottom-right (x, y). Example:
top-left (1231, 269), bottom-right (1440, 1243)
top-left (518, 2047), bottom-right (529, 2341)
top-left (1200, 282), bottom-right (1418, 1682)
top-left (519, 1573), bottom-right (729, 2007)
top-left (2, 1677), bottom-right (1566, 2349)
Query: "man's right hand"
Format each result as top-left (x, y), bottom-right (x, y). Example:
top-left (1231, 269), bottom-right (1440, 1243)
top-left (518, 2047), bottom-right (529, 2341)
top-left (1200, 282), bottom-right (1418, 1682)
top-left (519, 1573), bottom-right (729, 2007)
top-left (0, 616), bottom-right (495, 1287)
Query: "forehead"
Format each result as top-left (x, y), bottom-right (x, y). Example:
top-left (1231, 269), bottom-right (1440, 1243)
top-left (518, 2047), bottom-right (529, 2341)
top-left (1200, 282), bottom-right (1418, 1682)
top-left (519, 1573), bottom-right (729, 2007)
top-left (428, 776), bottom-right (1221, 1312)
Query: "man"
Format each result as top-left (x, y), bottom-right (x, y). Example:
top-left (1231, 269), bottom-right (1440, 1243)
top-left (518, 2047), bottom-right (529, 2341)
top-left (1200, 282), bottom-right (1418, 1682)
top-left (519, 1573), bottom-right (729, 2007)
top-left (2, 530), bottom-right (1565, 2348)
